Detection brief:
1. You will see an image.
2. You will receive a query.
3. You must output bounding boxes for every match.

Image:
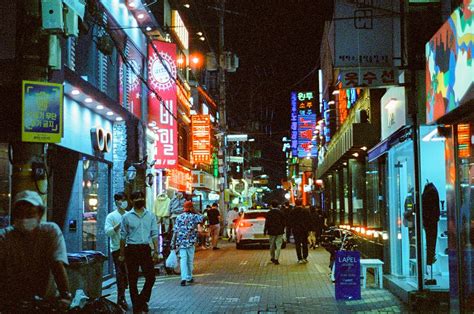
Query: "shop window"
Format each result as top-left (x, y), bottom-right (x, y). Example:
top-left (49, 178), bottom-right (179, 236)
top-left (366, 158), bottom-right (386, 229)
top-left (82, 159), bottom-right (110, 275)
top-left (0, 144), bottom-right (11, 228)
top-left (350, 160), bottom-right (365, 226)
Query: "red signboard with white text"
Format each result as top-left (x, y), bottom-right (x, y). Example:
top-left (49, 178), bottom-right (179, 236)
top-left (191, 115), bottom-right (212, 164)
top-left (148, 41), bottom-right (178, 168)
top-left (168, 165), bottom-right (192, 193)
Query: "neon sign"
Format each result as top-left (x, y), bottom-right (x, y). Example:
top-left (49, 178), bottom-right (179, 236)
top-left (191, 115), bottom-right (212, 164)
top-left (296, 91), bottom-right (318, 158)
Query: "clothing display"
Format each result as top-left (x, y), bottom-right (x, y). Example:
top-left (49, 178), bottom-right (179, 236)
top-left (153, 193), bottom-right (171, 218)
top-left (422, 182), bottom-right (440, 265)
top-left (169, 194), bottom-right (186, 217)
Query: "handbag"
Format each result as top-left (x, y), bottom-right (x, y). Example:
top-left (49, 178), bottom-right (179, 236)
top-left (166, 250), bottom-right (178, 268)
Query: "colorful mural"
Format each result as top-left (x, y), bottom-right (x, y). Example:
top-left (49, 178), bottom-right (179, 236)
top-left (426, 0), bottom-right (474, 123)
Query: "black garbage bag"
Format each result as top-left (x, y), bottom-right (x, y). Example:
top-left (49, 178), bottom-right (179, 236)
top-left (69, 296), bottom-right (124, 314)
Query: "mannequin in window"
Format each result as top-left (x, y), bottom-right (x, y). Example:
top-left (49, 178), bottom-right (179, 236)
top-left (422, 181), bottom-right (440, 284)
top-left (153, 191), bottom-right (171, 233)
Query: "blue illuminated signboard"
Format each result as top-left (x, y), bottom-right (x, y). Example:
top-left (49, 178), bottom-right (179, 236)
top-left (296, 91), bottom-right (318, 158)
top-left (22, 81), bottom-right (63, 143)
top-left (335, 250), bottom-right (361, 300)
top-left (290, 92), bottom-right (298, 156)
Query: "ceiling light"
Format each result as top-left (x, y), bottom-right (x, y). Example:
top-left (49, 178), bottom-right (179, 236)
top-left (199, 36), bottom-right (205, 41)
top-left (352, 152), bottom-right (359, 157)
top-left (184, 3), bottom-right (190, 8)
top-left (84, 97), bottom-right (93, 103)
top-left (106, 111), bottom-right (114, 116)
top-left (361, 146), bottom-right (367, 151)
top-left (96, 105), bottom-right (104, 110)
top-left (137, 13), bottom-right (145, 20)
top-left (343, 162), bottom-right (347, 166)
top-left (116, 117), bottom-right (123, 121)
top-left (71, 89), bottom-right (80, 95)
top-left (146, 26), bottom-right (152, 31)
top-left (385, 98), bottom-right (398, 110)
top-left (197, 32), bottom-right (203, 36)
top-left (128, 1), bottom-right (137, 8)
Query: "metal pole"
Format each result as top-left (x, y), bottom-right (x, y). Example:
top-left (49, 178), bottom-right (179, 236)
top-left (218, 0), bottom-right (228, 217)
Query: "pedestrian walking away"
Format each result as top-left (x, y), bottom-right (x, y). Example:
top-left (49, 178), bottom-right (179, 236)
top-left (290, 199), bottom-right (310, 264)
top-left (307, 206), bottom-right (318, 249)
top-left (264, 200), bottom-right (286, 265)
top-left (120, 191), bottom-right (159, 313)
top-left (171, 201), bottom-right (204, 286)
top-left (104, 192), bottom-right (130, 310)
top-left (207, 202), bottom-right (221, 250)
top-left (0, 190), bottom-right (72, 311)
top-left (281, 201), bottom-right (293, 243)
top-left (226, 206), bottom-right (240, 242)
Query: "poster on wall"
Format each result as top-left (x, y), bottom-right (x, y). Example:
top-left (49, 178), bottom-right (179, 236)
top-left (148, 41), bottom-right (178, 168)
top-left (425, 0), bottom-right (473, 123)
top-left (22, 80), bottom-right (63, 143)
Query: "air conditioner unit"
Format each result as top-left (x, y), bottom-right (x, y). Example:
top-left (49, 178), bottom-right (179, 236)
top-left (41, 0), bottom-right (64, 32)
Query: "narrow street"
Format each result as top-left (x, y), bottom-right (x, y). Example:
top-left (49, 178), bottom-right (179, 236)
top-left (104, 241), bottom-right (407, 313)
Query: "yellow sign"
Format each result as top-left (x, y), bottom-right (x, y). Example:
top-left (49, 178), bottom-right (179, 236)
top-left (22, 81), bottom-right (63, 143)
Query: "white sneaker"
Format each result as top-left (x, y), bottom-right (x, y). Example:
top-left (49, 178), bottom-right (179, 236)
top-left (297, 259), bottom-right (304, 264)
top-left (303, 258), bottom-right (309, 263)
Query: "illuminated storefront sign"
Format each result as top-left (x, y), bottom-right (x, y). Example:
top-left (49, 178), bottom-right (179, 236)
top-left (457, 124), bottom-right (471, 158)
top-left (337, 88), bottom-right (361, 125)
top-left (119, 42), bottom-right (143, 118)
top-left (177, 80), bottom-right (191, 109)
top-left (148, 41), bottom-right (178, 168)
top-left (171, 10), bottom-right (189, 50)
top-left (290, 92), bottom-right (298, 156)
top-left (22, 81), bottom-right (63, 143)
top-left (339, 68), bottom-right (397, 88)
top-left (191, 115), bottom-right (211, 164)
top-left (297, 91), bottom-right (318, 158)
top-left (426, 0), bottom-right (473, 123)
top-left (169, 165), bottom-right (192, 193)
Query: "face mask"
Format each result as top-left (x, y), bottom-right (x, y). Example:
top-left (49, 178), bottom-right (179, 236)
top-left (16, 218), bottom-right (39, 232)
top-left (116, 200), bottom-right (128, 210)
top-left (134, 200), bottom-right (145, 209)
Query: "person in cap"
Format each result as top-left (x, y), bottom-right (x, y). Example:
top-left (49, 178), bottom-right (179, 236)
top-left (0, 190), bottom-right (71, 309)
top-left (171, 201), bottom-right (204, 286)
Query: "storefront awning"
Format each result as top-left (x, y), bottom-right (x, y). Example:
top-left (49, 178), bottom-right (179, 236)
top-left (367, 126), bottom-right (412, 162)
top-left (315, 123), bottom-right (378, 179)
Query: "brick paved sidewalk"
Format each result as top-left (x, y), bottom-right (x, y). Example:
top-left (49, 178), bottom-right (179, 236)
top-left (103, 241), bottom-right (408, 313)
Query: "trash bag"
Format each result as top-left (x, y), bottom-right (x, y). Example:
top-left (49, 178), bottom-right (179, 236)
top-left (70, 296), bottom-right (123, 314)
top-left (166, 250), bottom-right (178, 268)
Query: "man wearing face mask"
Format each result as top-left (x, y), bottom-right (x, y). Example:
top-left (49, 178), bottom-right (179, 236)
top-left (120, 191), bottom-right (159, 313)
top-left (0, 190), bottom-right (71, 309)
top-left (105, 192), bottom-right (129, 310)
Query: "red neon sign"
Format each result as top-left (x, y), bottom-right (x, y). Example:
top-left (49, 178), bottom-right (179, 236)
top-left (148, 41), bottom-right (178, 168)
top-left (169, 165), bottom-right (192, 193)
top-left (191, 115), bottom-right (212, 164)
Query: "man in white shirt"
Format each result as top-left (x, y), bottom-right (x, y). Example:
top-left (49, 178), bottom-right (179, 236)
top-left (226, 207), bottom-right (240, 242)
top-left (104, 192), bottom-right (129, 310)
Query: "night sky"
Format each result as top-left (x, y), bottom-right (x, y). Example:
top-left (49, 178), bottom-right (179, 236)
top-left (184, 1), bottom-right (333, 184)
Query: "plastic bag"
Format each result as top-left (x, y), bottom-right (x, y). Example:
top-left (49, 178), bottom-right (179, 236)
top-left (166, 250), bottom-right (178, 268)
top-left (70, 289), bottom-right (89, 309)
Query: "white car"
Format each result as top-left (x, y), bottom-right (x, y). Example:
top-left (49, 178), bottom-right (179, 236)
top-left (235, 209), bottom-right (287, 249)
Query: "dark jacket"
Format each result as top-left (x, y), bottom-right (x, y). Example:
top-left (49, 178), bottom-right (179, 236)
top-left (290, 206), bottom-right (311, 234)
top-left (264, 208), bottom-right (286, 236)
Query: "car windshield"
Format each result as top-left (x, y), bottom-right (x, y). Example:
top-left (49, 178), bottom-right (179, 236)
top-left (243, 212), bottom-right (267, 219)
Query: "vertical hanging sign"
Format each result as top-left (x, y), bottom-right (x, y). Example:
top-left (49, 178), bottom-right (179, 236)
top-left (148, 41), bottom-right (178, 168)
top-left (290, 92), bottom-right (298, 157)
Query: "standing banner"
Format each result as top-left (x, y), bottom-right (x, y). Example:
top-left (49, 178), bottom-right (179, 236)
top-left (22, 80), bottom-right (63, 143)
top-left (148, 41), bottom-right (178, 168)
top-left (335, 250), bottom-right (361, 300)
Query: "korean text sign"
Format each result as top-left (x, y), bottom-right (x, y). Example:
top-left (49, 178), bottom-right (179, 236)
top-left (296, 91), bottom-right (318, 158)
top-left (148, 41), bottom-right (178, 168)
top-left (191, 115), bottom-right (212, 164)
top-left (22, 81), bottom-right (63, 143)
top-left (290, 92), bottom-right (298, 156)
top-left (335, 250), bottom-right (361, 300)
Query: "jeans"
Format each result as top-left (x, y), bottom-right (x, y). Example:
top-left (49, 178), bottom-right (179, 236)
top-left (209, 224), bottom-right (220, 248)
top-left (179, 246), bottom-right (195, 281)
top-left (294, 232), bottom-right (309, 260)
top-left (269, 234), bottom-right (283, 260)
top-left (111, 250), bottom-right (128, 300)
top-left (125, 245), bottom-right (156, 310)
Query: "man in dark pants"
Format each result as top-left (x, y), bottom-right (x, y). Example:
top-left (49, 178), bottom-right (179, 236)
top-left (120, 191), bottom-right (159, 313)
top-left (290, 199), bottom-right (310, 263)
top-left (281, 202), bottom-right (292, 243)
top-left (105, 192), bottom-right (129, 310)
top-left (264, 200), bottom-right (286, 265)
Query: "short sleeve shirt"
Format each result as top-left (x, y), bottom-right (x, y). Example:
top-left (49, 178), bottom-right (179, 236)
top-left (173, 212), bottom-right (204, 248)
top-left (207, 208), bottom-right (220, 225)
top-left (0, 222), bottom-right (68, 300)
